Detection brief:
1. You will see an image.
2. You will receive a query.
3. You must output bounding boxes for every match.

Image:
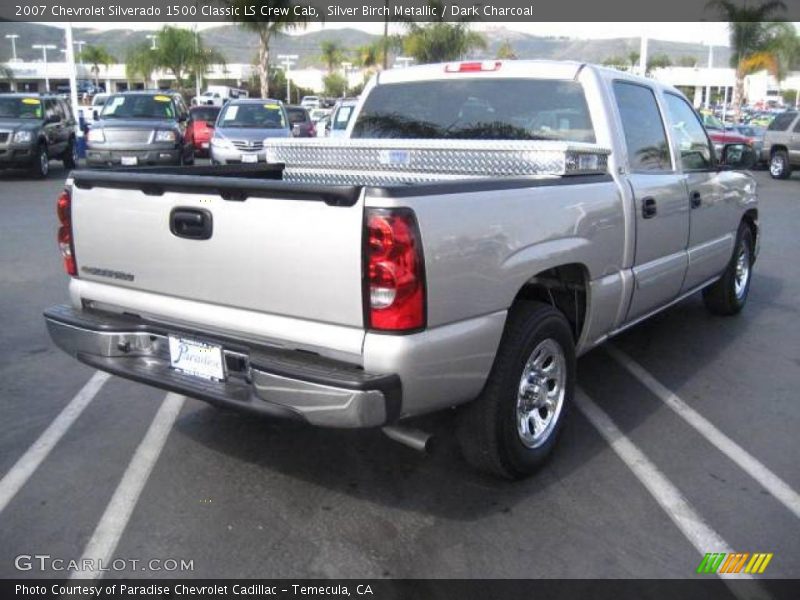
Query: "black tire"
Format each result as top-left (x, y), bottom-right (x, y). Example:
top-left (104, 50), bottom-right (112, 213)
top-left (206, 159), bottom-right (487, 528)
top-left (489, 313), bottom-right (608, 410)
top-left (769, 150), bottom-right (791, 180)
top-left (457, 301), bottom-right (575, 479)
top-left (62, 137), bottom-right (77, 169)
top-left (185, 148), bottom-right (195, 165)
top-left (30, 143), bottom-right (49, 179)
top-left (702, 223), bottom-right (754, 316)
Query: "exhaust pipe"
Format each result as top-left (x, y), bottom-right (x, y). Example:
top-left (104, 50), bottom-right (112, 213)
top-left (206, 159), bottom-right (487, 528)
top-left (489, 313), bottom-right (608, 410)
top-left (382, 425), bottom-right (434, 453)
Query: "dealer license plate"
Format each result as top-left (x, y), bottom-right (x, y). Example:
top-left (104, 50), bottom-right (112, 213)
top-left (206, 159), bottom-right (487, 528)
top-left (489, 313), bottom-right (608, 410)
top-left (241, 153), bottom-right (258, 163)
top-left (120, 156), bottom-right (138, 166)
top-left (168, 336), bottom-right (225, 381)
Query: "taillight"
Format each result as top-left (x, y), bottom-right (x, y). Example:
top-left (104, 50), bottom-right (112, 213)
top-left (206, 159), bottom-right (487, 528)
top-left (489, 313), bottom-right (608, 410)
top-left (444, 60), bottom-right (502, 73)
top-left (365, 208), bottom-right (425, 332)
top-left (57, 188), bottom-right (77, 276)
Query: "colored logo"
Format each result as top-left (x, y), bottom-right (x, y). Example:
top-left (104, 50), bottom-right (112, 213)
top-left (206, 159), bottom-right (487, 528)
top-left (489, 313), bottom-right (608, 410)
top-left (697, 552), bottom-right (773, 574)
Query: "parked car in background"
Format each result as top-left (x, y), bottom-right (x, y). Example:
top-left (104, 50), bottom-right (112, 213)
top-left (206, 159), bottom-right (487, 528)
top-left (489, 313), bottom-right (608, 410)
top-left (300, 96), bottom-right (321, 110)
top-left (187, 105), bottom-right (220, 157)
top-left (701, 113), bottom-right (753, 160)
top-left (315, 113), bottom-right (331, 137)
top-left (210, 98), bottom-right (291, 164)
top-left (286, 105), bottom-right (316, 137)
top-left (762, 110), bottom-right (800, 179)
top-left (85, 91), bottom-right (194, 167)
top-left (0, 93), bottom-right (77, 177)
top-left (329, 97), bottom-right (359, 138)
top-left (192, 86), bottom-right (248, 107)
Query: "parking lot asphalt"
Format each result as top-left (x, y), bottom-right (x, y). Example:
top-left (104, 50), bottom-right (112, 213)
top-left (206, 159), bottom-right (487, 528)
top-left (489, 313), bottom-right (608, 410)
top-left (0, 161), bottom-right (798, 581)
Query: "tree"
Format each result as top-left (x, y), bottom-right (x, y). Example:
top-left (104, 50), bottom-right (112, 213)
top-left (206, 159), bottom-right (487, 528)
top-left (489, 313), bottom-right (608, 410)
top-left (627, 50), bottom-right (640, 70)
top-left (79, 45), bottom-right (115, 90)
top-left (225, 0), bottom-right (308, 98)
top-left (647, 53), bottom-right (672, 73)
top-left (496, 39), bottom-right (518, 60)
top-left (124, 41), bottom-right (159, 87)
top-left (320, 40), bottom-right (346, 73)
top-left (678, 55), bottom-right (699, 67)
top-left (401, 1), bottom-right (486, 64)
top-left (705, 0), bottom-right (790, 111)
top-left (323, 72), bottom-right (347, 97)
top-left (602, 56), bottom-right (627, 70)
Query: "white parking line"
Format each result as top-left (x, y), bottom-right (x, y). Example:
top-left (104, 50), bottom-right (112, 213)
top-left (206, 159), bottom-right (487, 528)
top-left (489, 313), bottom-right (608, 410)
top-left (71, 392), bottom-right (186, 580)
top-left (575, 389), bottom-right (771, 600)
top-left (0, 371), bottom-right (111, 515)
top-left (605, 345), bottom-right (800, 521)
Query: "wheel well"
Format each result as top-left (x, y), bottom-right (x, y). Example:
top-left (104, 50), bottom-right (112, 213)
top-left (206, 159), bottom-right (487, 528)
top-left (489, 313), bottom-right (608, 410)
top-left (511, 264), bottom-right (588, 342)
top-left (743, 209), bottom-right (758, 249)
top-left (770, 145), bottom-right (787, 156)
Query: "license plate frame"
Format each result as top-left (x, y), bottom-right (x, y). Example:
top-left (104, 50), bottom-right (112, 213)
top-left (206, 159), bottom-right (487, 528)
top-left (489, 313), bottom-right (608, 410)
top-left (168, 336), bottom-right (225, 382)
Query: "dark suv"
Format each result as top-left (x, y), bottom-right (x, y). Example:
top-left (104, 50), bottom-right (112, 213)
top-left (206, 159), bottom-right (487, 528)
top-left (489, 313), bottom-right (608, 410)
top-left (86, 91), bottom-right (194, 167)
top-left (0, 94), bottom-right (78, 178)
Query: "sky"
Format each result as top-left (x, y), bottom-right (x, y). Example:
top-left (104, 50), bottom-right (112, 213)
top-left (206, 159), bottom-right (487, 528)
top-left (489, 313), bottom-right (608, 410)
top-left (45, 22), bottom-right (761, 46)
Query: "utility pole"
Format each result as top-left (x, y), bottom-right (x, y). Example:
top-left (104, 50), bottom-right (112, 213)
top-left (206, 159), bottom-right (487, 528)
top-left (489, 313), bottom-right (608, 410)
top-left (64, 23), bottom-right (81, 148)
top-left (5, 34), bottom-right (19, 62)
top-left (74, 40), bottom-right (86, 64)
top-left (277, 54), bottom-right (298, 104)
top-left (193, 24), bottom-right (201, 100)
top-left (341, 62), bottom-right (352, 97)
top-left (705, 43), bottom-right (713, 109)
top-left (32, 44), bottom-right (56, 92)
top-left (639, 35), bottom-right (648, 77)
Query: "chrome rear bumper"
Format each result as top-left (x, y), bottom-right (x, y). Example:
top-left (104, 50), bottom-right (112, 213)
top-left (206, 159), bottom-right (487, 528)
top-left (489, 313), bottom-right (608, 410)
top-left (43, 305), bottom-right (400, 428)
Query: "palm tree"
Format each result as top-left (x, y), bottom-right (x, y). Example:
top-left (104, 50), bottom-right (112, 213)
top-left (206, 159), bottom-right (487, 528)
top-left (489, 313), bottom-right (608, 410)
top-left (225, 0), bottom-right (308, 98)
top-left (124, 41), bottom-right (159, 87)
top-left (79, 45), bottom-right (115, 90)
top-left (320, 40), bottom-right (346, 73)
top-left (496, 39), bottom-right (518, 60)
top-left (705, 0), bottom-right (789, 112)
top-left (627, 51), bottom-right (640, 71)
top-left (401, 1), bottom-right (486, 64)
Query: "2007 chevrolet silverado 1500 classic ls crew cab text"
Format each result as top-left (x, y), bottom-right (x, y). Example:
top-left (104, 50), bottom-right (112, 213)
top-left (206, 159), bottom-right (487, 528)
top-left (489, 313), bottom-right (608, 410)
top-left (45, 61), bottom-right (759, 479)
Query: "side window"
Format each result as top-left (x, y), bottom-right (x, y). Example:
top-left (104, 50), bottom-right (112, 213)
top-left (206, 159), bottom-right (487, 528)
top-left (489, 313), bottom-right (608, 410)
top-left (613, 81), bottom-right (671, 172)
top-left (664, 93), bottom-right (713, 171)
top-left (58, 99), bottom-right (71, 121)
top-left (44, 99), bottom-right (59, 121)
top-left (768, 112), bottom-right (796, 131)
top-left (793, 116), bottom-right (800, 133)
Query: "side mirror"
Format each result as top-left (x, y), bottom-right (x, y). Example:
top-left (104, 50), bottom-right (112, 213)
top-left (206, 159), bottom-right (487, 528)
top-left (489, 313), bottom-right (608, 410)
top-left (721, 143), bottom-right (756, 170)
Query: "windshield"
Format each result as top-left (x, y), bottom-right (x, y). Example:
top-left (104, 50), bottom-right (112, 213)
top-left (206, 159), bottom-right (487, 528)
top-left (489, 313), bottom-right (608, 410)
top-left (218, 103), bottom-right (287, 129)
top-left (702, 113), bottom-right (724, 130)
top-left (0, 97), bottom-right (43, 119)
top-left (101, 95), bottom-right (176, 119)
top-left (332, 105), bottom-right (354, 131)
top-left (352, 79), bottom-right (595, 142)
top-left (191, 106), bottom-right (220, 123)
top-left (286, 107), bottom-right (309, 124)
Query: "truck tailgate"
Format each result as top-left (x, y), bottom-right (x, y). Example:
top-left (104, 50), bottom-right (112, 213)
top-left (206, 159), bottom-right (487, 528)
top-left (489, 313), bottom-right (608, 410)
top-left (70, 177), bottom-right (366, 329)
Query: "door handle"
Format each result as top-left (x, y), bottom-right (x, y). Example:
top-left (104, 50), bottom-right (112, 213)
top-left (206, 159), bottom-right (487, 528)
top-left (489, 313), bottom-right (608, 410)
top-left (642, 197), bottom-right (657, 219)
top-left (170, 208), bottom-right (213, 240)
top-left (690, 191), bottom-right (702, 208)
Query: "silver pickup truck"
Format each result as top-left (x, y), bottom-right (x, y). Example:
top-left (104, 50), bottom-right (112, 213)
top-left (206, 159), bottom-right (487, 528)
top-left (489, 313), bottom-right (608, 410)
top-left (45, 61), bottom-right (759, 478)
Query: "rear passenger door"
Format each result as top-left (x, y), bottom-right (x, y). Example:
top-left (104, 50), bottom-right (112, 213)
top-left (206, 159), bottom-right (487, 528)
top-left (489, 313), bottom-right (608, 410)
top-left (613, 81), bottom-right (690, 322)
top-left (662, 93), bottom-right (737, 292)
top-left (792, 115), bottom-right (800, 162)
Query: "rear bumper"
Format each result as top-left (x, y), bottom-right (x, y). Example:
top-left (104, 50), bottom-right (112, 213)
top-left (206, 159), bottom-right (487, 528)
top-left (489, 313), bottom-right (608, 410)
top-left (44, 304), bottom-right (400, 428)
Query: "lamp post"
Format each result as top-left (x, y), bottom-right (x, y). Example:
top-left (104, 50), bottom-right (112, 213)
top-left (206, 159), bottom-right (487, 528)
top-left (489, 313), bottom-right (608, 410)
top-left (277, 54), bottom-right (298, 103)
top-left (32, 44), bottom-right (56, 92)
top-left (5, 34), bottom-right (19, 62)
top-left (705, 42), bottom-right (714, 109)
top-left (73, 40), bottom-right (86, 64)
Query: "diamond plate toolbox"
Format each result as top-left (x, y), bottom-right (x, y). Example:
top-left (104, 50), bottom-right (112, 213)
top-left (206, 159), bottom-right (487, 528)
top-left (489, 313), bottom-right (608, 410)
top-left (264, 138), bottom-right (610, 185)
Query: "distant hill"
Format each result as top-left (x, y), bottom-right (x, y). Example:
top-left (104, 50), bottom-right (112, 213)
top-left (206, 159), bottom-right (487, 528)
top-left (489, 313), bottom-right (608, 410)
top-left (0, 22), bottom-right (731, 69)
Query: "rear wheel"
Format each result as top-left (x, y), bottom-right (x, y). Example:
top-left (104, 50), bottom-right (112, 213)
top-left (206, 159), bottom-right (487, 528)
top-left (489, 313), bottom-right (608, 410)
top-left (30, 144), bottom-right (49, 179)
top-left (769, 150), bottom-right (791, 179)
top-left (703, 222), bottom-right (754, 316)
top-left (457, 301), bottom-right (575, 479)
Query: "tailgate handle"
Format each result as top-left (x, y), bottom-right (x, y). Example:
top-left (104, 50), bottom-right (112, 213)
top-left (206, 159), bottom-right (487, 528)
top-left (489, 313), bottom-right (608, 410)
top-left (170, 208), bottom-right (213, 240)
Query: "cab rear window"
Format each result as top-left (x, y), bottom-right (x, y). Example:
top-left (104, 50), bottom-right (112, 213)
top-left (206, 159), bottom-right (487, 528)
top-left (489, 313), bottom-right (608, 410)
top-left (351, 78), bottom-right (595, 142)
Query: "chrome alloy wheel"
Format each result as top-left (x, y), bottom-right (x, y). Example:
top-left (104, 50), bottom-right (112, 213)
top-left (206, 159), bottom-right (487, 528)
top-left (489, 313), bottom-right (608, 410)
top-left (39, 149), bottom-right (49, 176)
top-left (769, 154), bottom-right (784, 177)
top-left (516, 338), bottom-right (566, 448)
top-left (734, 239), bottom-right (751, 300)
